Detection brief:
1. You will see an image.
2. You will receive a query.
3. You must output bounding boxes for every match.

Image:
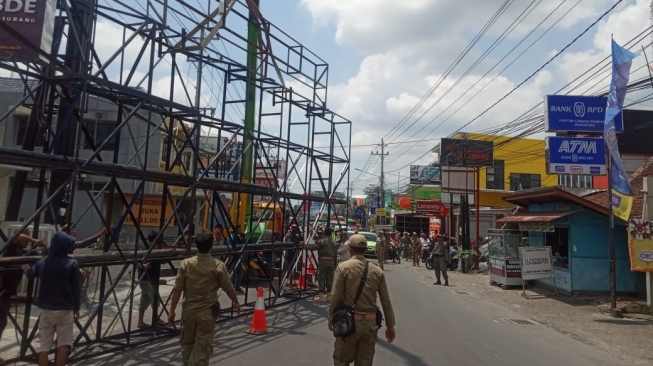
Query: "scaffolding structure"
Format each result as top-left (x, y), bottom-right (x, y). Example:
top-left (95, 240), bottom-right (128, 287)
top-left (0, 0), bottom-right (351, 363)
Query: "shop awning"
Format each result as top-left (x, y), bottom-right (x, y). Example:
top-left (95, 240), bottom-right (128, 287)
top-left (495, 211), bottom-right (576, 223)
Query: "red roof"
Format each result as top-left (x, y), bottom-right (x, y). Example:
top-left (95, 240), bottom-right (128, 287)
top-left (503, 186), bottom-right (609, 216)
top-left (583, 157), bottom-right (653, 219)
top-left (495, 211), bottom-right (577, 223)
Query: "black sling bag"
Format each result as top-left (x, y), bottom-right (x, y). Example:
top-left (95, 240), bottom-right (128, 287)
top-left (330, 261), bottom-right (369, 338)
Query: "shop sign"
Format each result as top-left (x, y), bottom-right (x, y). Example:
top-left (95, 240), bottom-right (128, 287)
top-left (415, 200), bottom-right (449, 216)
top-left (123, 194), bottom-right (175, 227)
top-left (519, 247), bottom-right (554, 280)
top-left (0, 0), bottom-right (56, 61)
top-left (440, 138), bottom-right (493, 167)
top-left (627, 219), bottom-right (653, 272)
top-left (544, 95), bottom-right (623, 133)
top-left (545, 136), bottom-right (606, 175)
top-left (410, 165), bottom-right (441, 185)
top-left (376, 208), bottom-right (386, 217)
top-left (489, 258), bottom-right (522, 278)
top-left (412, 186), bottom-right (442, 200)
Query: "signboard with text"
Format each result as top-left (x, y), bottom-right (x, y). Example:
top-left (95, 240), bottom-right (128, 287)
top-left (376, 208), bottom-right (386, 217)
top-left (519, 246), bottom-right (554, 280)
top-left (545, 136), bottom-right (606, 175)
top-left (0, 0), bottom-right (56, 60)
top-left (412, 186), bottom-right (442, 200)
top-left (415, 200), bottom-right (449, 216)
top-left (489, 258), bottom-right (522, 278)
top-left (544, 95), bottom-right (623, 133)
top-left (410, 165), bottom-right (441, 185)
top-left (123, 194), bottom-right (175, 227)
top-left (440, 138), bottom-right (494, 167)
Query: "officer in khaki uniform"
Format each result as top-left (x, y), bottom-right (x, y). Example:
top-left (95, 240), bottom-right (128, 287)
top-left (169, 232), bottom-right (242, 366)
top-left (303, 227), bottom-right (338, 299)
top-left (411, 232), bottom-right (421, 266)
top-left (329, 234), bottom-right (396, 366)
top-left (432, 235), bottom-right (450, 286)
top-left (375, 230), bottom-right (388, 270)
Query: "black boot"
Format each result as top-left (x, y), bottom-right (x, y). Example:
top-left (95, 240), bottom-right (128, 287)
top-left (444, 279), bottom-right (449, 286)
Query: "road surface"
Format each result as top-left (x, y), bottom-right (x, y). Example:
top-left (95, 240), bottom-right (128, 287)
top-left (83, 261), bottom-right (630, 366)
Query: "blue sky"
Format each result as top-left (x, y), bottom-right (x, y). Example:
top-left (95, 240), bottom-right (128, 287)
top-left (256, 0), bottom-right (652, 194)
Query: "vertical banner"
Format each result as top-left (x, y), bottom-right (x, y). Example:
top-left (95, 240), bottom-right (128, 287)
top-left (0, 0), bottom-right (57, 61)
top-left (628, 220), bottom-right (653, 271)
top-left (603, 40), bottom-right (637, 221)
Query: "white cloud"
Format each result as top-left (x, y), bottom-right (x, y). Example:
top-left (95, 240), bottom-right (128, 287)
top-left (299, 0), bottom-right (645, 192)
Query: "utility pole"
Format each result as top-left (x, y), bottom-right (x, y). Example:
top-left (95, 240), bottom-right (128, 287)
top-left (371, 138), bottom-right (389, 224)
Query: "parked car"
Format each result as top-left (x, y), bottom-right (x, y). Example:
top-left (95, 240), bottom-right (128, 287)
top-left (347, 231), bottom-right (378, 257)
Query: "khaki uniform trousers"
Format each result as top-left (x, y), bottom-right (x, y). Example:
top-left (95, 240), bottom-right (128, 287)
top-left (433, 255), bottom-right (449, 282)
top-left (318, 259), bottom-right (336, 293)
top-left (412, 248), bottom-right (420, 266)
top-left (376, 245), bottom-right (386, 270)
top-left (181, 308), bottom-right (216, 366)
top-left (333, 318), bottom-right (379, 366)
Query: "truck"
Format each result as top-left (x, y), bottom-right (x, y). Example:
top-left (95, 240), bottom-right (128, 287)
top-left (394, 214), bottom-right (430, 235)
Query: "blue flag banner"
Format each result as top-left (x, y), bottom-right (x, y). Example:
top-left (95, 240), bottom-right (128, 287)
top-left (604, 39), bottom-right (638, 221)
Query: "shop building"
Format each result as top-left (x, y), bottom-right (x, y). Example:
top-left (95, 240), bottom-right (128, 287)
top-left (497, 156), bottom-right (653, 294)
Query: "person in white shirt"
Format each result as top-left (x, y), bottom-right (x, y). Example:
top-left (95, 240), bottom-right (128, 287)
top-left (336, 231), bottom-right (350, 264)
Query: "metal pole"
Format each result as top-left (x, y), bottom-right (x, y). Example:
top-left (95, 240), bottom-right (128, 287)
top-left (240, 0), bottom-right (260, 236)
top-left (608, 152), bottom-right (617, 310)
top-left (476, 166), bottom-right (481, 250)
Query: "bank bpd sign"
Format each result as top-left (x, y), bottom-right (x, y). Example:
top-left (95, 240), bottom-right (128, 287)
top-left (544, 95), bottom-right (623, 133)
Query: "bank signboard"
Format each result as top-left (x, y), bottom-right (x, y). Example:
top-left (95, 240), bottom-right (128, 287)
top-left (0, 0), bottom-right (57, 60)
top-left (544, 95), bottom-right (623, 133)
top-left (545, 136), bottom-right (606, 175)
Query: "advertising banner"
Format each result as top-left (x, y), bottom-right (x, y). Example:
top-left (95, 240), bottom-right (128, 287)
top-left (545, 136), bottom-right (606, 175)
top-left (519, 247), bottom-right (554, 280)
top-left (123, 194), bottom-right (175, 227)
top-left (544, 95), bottom-right (623, 133)
top-left (376, 208), bottom-right (386, 217)
top-left (604, 40), bottom-right (637, 222)
top-left (628, 219), bottom-right (653, 272)
top-left (0, 0), bottom-right (57, 60)
top-left (440, 138), bottom-right (493, 167)
top-left (409, 165), bottom-right (441, 185)
top-left (412, 186), bottom-right (442, 200)
top-left (489, 258), bottom-right (522, 278)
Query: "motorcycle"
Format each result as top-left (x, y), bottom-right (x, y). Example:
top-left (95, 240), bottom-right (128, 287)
top-left (421, 244), bottom-right (433, 266)
top-left (387, 244), bottom-right (401, 263)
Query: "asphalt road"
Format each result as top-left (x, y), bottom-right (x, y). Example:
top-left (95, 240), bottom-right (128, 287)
top-left (82, 261), bottom-right (631, 366)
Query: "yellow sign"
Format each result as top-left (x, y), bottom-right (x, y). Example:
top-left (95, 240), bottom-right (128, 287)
top-left (376, 209), bottom-right (386, 217)
top-left (123, 194), bottom-right (175, 227)
top-left (628, 219), bottom-right (653, 272)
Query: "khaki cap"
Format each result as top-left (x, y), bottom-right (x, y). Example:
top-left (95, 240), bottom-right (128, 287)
top-left (348, 234), bottom-right (368, 248)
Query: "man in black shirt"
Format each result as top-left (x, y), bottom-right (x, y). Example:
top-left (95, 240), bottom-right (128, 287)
top-left (137, 231), bottom-right (162, 328)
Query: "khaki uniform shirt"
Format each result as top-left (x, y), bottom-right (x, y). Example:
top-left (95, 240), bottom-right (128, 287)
top-left (174, 253), bottom-right (234, 314)
top-left (329, 255), bottom-right (396, 328)
top-left (433, 241), bottom-right (448, 256)
top-left (376, 237), bottom-right (388, 249)
top-left (306, 238), bottom-right (338, 260)
top-left (411, 237), bottom-right (420, 249)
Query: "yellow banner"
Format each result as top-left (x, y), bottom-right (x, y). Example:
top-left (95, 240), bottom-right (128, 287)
top-left (123, 194), bottom-right (175, 227)
top-left (612, 189), bottom-right (633, 222)
top-left (628, 219), bottom-right (653, 272)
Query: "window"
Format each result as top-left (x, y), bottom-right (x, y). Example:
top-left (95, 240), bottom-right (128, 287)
top-left (558, 174), bottom-right (593, 188)
top-left (83, 119), bottom-right (117, 151)
top-left (509, 173), bottom-right (541, 191)
top-left (486, 160), bottom-right (505, 190)
top-left (545, 228), bottom-right (569, 269)
top-left (15, 116), bottom-right (46, 147)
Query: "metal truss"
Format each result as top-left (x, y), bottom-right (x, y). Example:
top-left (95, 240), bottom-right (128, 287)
top-left (0, 0), bottom-right (351, 363)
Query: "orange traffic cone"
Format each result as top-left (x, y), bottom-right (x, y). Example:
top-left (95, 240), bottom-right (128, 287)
top-left (298, 261), bottom-right (307, 289)
top-left (248, 287), bottom-right (270, 335)
top-left (307, 253), bottom-right (316, 275)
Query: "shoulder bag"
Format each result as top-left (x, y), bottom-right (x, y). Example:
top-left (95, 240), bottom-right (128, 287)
top-left (330, 261), bottom-right (369, 338)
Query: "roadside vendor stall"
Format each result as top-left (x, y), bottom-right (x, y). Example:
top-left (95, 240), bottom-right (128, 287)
top-left (487, 228), bottom-right (523, 287)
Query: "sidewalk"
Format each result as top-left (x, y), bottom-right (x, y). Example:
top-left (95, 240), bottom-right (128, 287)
top-left (410, 264), bottom-right (653, 366)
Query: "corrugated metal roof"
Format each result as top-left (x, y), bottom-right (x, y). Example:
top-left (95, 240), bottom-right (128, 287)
top-left (0, 77), bottom-right (37, 93)
top-left (495, 211), bottom-right (576, 223)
